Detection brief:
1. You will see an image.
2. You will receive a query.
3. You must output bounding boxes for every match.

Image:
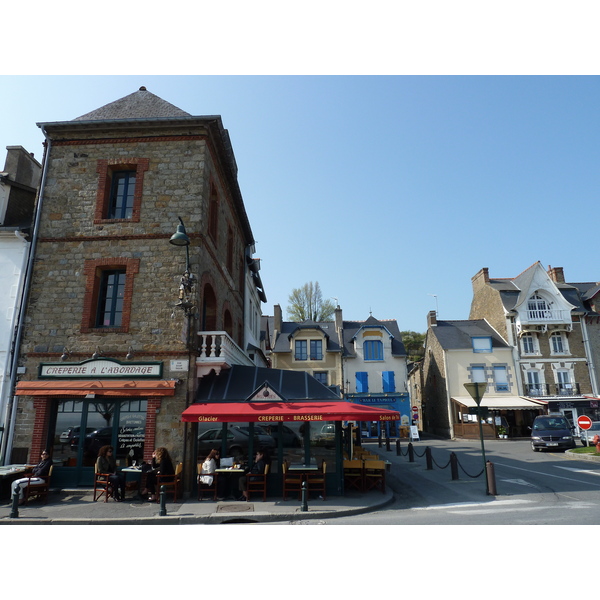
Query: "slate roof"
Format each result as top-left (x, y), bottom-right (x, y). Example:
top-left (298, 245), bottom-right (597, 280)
top-left (429, 319), bottom-right (510, 351)
top-left (195, 364), bottom-right (340, 402)
top-left (342, 316), bottom-right (407, 357)
top-left (272, 320), bottom-right (341, 353)
top-left (73, 87), bottom-right (191, 121)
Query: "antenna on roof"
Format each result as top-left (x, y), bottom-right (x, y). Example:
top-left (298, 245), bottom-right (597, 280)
top-left (428, 294), bottom-right (439, 316)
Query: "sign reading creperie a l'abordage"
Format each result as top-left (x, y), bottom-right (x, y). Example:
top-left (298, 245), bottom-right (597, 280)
top-left (39, 358), bottom-right (163, 379)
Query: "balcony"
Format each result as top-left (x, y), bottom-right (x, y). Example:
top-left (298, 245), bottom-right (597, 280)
top-left (196, 331), bottom-right (255, 377)
top-left (524, 383), bottom-right (581, 397)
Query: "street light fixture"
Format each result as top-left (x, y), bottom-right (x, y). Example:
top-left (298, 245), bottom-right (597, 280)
top-left (464, 381), bottom-right (490, 495)
top-left (169, 217), bottom-right (194, 316)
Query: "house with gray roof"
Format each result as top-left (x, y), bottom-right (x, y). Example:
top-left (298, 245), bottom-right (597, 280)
top-left (269, 306), bottom-right (409, 440)
top-left (469, 262), bottom-right (600, 429)
top-left (418, 311), bottom-right (545, 440)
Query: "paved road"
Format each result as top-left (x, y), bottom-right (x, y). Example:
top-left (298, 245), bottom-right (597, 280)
top-left (285, 437), bottom-right (600, 525)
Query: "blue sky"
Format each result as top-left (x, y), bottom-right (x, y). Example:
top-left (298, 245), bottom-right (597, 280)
top-left (2, 75), bottom-right (600, 332)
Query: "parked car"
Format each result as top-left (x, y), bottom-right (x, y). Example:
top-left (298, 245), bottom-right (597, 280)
top-left (254, 424), bottom-right (302, 447)
top-left (70, 426), bottom-right (112, 454)
top-left (579, 422), bottom-right (600, 446)
top-left (530, 415), bottom-right (576, 452)
top-left (314, 423), bottom-right (336, 448)
top-left (197, 426), bottom-right (275, 459)
top-left (59, 426), bottom-right (95, 444)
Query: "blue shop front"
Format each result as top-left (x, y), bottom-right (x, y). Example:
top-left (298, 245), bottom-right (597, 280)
top-left (346, 392), bottom-right (410, 439)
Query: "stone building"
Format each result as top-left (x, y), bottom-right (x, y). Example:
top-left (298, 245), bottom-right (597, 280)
top-left (9, 88), bottom-right (264, 489)
top-left (0, 147), bottom-right (41, 462)
top-left (469, 262), bottom-right (600, 427)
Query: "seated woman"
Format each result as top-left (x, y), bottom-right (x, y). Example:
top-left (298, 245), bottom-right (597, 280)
top-left (11, 449), bottom-right (53, 505)
top-left (238, 449), bottom-right (268, 501)
top-left (198, 448), bottom-right (219, 487)
top-left (141, 447), bottom-right (174, 501)
top-left (96, 445), bottom-right (126, 501)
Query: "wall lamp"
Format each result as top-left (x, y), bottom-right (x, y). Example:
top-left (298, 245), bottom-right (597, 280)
top-left (169, 217), bottom-right (195, 317)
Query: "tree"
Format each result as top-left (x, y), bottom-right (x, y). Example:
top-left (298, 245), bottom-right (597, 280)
top-left (400, 330), bottom-right (426, 362)
top-left (287, 281), bottom-right (337, 322)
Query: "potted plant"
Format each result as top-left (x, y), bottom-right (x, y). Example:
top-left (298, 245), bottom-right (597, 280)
top-left (497, 426), bottom-right (507, 439)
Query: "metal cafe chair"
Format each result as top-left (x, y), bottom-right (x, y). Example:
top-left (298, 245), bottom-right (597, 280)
top-left (247, 463), bottom-right (270, 501)
top-left (282, 460), bottom-right (304, 501)
top-left (23, 465), bottom-right (54, 505)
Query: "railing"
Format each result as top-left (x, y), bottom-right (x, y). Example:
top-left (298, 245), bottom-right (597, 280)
top-left (196, 331), bottom-right (254, 376)
top-left (524, 309), bottom-right (571, 323)
top-left (524, 382), bottom-right (581, 397)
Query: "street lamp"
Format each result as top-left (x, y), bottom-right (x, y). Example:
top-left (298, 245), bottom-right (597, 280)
top-left (464, 381), bottom-right (490, 495)
top-left (169, 217), bottom-right (195, 317)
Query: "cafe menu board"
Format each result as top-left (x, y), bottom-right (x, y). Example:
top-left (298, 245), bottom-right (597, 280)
top-left (118, 420), bottom-right (145, 456)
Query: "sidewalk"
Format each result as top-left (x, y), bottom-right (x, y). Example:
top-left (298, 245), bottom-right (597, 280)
top-left (0, 486), bottom-right (394, 525)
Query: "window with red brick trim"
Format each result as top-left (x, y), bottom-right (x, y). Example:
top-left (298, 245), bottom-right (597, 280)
top-left (81, 258), bottom-right (140, 333)
top-left (95, 158), bottom-right (149, 223)
top-left (208, 181), bottom-right (219, 242)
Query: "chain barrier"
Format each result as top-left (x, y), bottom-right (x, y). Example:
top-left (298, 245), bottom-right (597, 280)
top-left (396, 441), bottom-right (486, 480)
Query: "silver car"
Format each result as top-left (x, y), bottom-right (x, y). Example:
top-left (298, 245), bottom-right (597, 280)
top-left (579, 422), bottom-right (600, 446)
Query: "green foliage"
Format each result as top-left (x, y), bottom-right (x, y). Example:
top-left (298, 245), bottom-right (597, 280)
top-left (287, 281), bottom-right (336, 322)
top-left (400, 330), bottom-right (426, 362)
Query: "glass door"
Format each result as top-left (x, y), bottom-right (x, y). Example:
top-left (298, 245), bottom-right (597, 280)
top-left (50, 398), bottom-right (147, 487)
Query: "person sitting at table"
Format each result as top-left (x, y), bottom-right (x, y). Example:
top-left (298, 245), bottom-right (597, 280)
top-left (198, 448), bottom-right (219, 487)
top-left (96, 445), bottom-right (126, 502)
top-left (141, 447), bottom-right (174, 501)
top-left (238, 449), bottom-right (268, 501)
top-left (10, 449), bottom-right (53, 505)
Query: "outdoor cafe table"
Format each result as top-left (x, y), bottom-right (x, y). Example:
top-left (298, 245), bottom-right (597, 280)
top-left (0, 465), bottom-right (32, 500)
top-left (215, 467), bottom-right (244, 499)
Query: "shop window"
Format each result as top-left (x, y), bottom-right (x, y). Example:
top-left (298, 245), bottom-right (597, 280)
top-left (364, 340), bottom-right (383, 361)
top-left (81, 258), bottom-right (140, 333)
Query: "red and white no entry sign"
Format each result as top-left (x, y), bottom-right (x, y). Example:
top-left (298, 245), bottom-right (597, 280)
top-left (577, 415), bottom-right (593, 430)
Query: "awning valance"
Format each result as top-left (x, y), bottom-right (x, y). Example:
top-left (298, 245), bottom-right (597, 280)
top-left (452, 396), bottom-right (547, 410)
top-left (181, 401), bottom-right (400, 423)
top-left (15, 379), bottom-right (177, 397)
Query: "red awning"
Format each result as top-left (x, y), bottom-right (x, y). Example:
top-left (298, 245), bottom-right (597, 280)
top-left (15, 380), bottom-right (177, 397)
top-left (181, 401), bottom-right (400, 423)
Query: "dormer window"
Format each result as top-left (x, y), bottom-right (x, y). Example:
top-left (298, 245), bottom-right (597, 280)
top-left (472, 336), bottom-right (492, 353)
top-left (364, 340), bottom-right (383, 361)
top-left (527, 294), bottom-right (551, 320)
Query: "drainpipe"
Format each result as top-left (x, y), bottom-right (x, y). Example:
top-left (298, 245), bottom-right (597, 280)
top-left (581, 318), bottom-right (599, 396)
top-left (0, 129), bottom-right (51, 465)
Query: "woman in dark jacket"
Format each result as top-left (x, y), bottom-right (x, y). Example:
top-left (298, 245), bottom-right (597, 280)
top-left (238, 449), bottom-right (267, 501)
top-left (11, 449), bottom-right (53, 505)
top-left (141, 447), bottom-right (174, 501)
top-left (96, 445), bottom-right (126, 501)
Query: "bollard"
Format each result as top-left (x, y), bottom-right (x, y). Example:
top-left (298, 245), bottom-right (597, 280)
top-left (450, 452), bottom-right (459, 480)
top-left (9, 485), bottom-right (20, 518)
top-left (425, 446), bottom-right (433, 470)
top-left (159, 485), bottom-right (167, 516)
top-left (301, 480), bottom-right (308, 512)
top-left (386, 436), bottom-right (391, 452)
top-left (378, 431), bottom-right (382, 448)
top-left (396, 439), bottom-right (401, 456)
top-left (486, 461), bottom-right (497, 495)
top-left (408, 442), bottom-right (414, 462)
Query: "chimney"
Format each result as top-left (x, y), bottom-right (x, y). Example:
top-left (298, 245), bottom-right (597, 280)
top-left (548, 266), bottom-right (565, 284)
top-left (334, 305), bottom-right (343, 331)
top-left (427, 310), bottom-right (437, 328)
top-left (274, 304), bottom-right (282, 331)
top-left (471, 267), bottom-right (490, 291)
